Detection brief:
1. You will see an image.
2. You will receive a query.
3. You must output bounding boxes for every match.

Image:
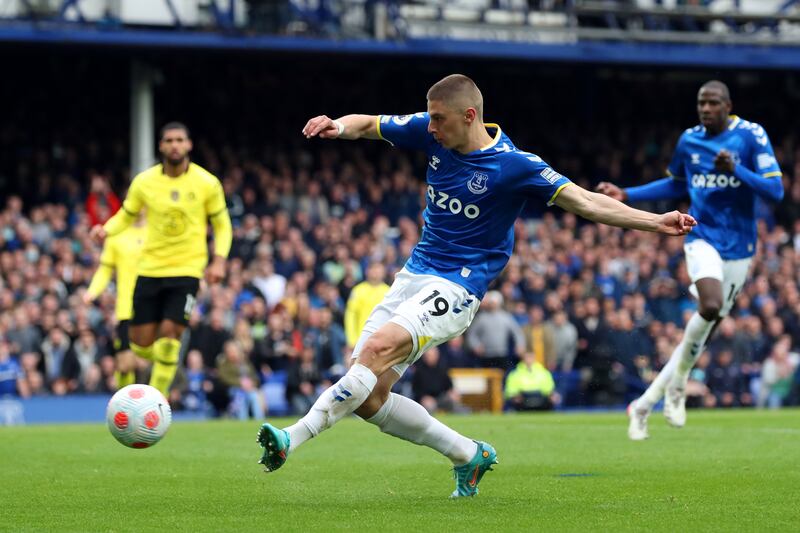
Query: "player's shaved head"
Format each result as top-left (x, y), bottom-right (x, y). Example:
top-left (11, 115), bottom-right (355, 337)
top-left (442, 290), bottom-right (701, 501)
top-left (700, 80), bottom-right (731, 102)
top-left (427, 74), bottom-right (484, 121)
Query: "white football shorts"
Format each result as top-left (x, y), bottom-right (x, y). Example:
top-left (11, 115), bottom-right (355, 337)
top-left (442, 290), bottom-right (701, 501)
top-left (684, 239), bottom-right (752, 317)
top-left (351, 268), bottom-right (479, 375)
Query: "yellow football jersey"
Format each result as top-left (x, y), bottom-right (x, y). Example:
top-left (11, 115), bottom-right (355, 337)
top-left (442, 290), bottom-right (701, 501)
top-left (344, 281), bottom-right (390, 346)
top-left (87, 225), bottom-right (146, 321)
top-left (114, 163), bottom-right (228, 279)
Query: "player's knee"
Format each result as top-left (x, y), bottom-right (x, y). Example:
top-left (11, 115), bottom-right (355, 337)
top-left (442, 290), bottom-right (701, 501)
top-left (359, 335), bottom-right (401, 372)
top-left (698, 300), bottom-right (722, 322)
top-left (159, 322), bottom-right (182, 340)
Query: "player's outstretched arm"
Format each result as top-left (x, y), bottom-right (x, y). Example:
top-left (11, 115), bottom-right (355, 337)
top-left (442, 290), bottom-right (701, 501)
top-left (554, 184), bottom-right (696, 236)
top-left (302, 114), bottom-right (381, 141)
top-left (596, 177), bottom-right (686, 203)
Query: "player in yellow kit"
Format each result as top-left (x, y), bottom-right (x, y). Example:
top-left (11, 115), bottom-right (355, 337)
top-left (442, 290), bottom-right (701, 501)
top-left (84, 215), bottom-right (146, 389)
top-left (344, 262), bottom-right (390, 351)
top-left (90, 122), bottom-right (232, 397)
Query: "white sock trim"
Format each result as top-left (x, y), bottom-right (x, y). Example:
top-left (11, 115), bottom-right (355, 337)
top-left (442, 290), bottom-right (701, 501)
top-left (348, 363), bottom-right (378, 390)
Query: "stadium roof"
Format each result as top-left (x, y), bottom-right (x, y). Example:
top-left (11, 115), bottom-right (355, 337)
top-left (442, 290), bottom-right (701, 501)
top-left (1, 23), bottom-right (800, 70)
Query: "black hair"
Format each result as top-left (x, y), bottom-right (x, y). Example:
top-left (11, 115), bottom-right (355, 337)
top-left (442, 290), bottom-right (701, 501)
top-left (159, 121), bottom-right (190, 140)
top-left (700, 80), bottom-right (731, 102)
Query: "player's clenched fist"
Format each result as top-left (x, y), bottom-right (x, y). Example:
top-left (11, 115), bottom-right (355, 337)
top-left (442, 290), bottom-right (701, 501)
top-left (655, 211), bottom-right (697, 236)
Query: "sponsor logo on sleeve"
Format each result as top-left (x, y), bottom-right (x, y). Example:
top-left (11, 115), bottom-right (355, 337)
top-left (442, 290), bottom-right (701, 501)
top-left (757, 153), bottom-right (776, 169)
top-left (540, 168), bottom-right (563, 185)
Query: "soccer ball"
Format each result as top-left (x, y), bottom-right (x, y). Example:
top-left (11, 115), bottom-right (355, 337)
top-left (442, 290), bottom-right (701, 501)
top-left (106, 384), bottom-right (172, 448)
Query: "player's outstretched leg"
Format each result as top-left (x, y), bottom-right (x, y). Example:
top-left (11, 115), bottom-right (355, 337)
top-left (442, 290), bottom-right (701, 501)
top-left (256, 363), bottom-right (378, 472)
top-left (451, 441), bottom-right (499, 498)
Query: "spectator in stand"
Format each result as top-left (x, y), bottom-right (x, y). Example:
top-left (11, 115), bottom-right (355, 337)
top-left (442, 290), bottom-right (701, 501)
top-left (411, 346), bottom-right (462, 414)
top-left (286, 345), bottom-right (323, 415)
top-left (307, 307), bottom-right (347, 377)
top-left (467, 291), bottom-right (525, 369)
top-left (706, 349), bottom-right (749, 408)
top-left (260, 312), bottom-right (301, 373)
top-left (758, 335), bottom-right (800, 408)
top-left (504, 351), bottom-right (558, 411)
top-left (0, 339), bottom-right (30, 399)
top-left (84, 173), bottom-right (120, 227)
top-left (181, 350), bottom-right (212, 414)
top-left (188, 308), bottom-right (231, 370)
top-left (438, 335), bottom-right (474, 368)
top-left (62, 328), bottom-right (104, 393)
top-left (252, 258), bottom-right (287, 311)
top-left (522, 305), bottom-right (553, 368)
top-left (40, 327), bottom-right (71, 386)
top-left (547, 309), bottom-right (578, 372)
top-left (7, 307), bottom-right (41, 355)
top-left (217, 340), bottom-right (264, 420)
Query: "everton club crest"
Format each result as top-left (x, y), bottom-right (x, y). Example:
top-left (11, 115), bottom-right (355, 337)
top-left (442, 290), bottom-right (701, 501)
top-left (467, 171), bottom-right (489, 195)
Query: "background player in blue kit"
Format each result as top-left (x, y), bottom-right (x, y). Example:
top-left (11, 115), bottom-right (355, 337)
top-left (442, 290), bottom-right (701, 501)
top-left (597, 80), bottom-right (784, 441)
top-left (258, 74), bottom-right (696, 497)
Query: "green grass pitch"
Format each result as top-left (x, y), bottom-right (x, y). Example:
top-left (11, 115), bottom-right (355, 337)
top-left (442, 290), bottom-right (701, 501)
top-left (2, 409), bottom-right (799, 532)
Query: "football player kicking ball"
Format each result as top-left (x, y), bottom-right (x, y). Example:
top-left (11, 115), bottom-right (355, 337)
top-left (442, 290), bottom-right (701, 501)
top-left (597, 81), bottom-right (783, 440)
top-left (258, 74), bottom-right (696, 497)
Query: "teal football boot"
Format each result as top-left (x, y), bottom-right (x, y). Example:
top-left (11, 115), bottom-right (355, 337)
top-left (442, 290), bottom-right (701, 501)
top-left (257, 423), bottom-right (291, 472)
top-left (450, 441), bottom-right (498, 498)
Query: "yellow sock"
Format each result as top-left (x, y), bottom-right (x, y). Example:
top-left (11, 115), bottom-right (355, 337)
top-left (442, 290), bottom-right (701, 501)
top-left (114, 370), bottom-right (136, 389)
top-left (149, 337), bottom-right (181, 396)
top-left (130, 342), bottom-right (154, 361)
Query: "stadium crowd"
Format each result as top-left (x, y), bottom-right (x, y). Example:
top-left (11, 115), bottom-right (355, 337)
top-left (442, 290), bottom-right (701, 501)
top-left (1, 128), bottom-right (799, 416)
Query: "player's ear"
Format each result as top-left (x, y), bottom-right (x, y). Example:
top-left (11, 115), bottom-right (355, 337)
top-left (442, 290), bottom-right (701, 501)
top-left (464, 107), bottom-right (477, 124)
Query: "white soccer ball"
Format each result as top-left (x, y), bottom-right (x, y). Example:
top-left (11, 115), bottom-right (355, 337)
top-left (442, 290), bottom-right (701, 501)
top-left (106, 384), bottom-right (172, 448)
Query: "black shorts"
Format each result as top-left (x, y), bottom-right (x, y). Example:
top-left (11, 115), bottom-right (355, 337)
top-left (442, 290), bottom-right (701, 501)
top-left (131, 276), bottom-right (200, 326)
top-left (114, 320), bottom-right (131, 353)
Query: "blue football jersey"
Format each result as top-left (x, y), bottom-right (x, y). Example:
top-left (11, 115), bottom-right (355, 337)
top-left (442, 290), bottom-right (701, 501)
top-left (377, 112), bottom-right (571, 298)
top-left (667, 116), bottom-right (782, 259)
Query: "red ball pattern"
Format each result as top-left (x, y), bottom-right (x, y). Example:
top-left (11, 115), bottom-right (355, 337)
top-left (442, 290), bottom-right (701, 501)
top-left (113, 411), bottom-right (129, 429)
top-left (144, 411), bottom-right (160, 429)
top-left (132, 442), bottom-right (150, 449)
top-left (128, 388), bottom-right (145, 399)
